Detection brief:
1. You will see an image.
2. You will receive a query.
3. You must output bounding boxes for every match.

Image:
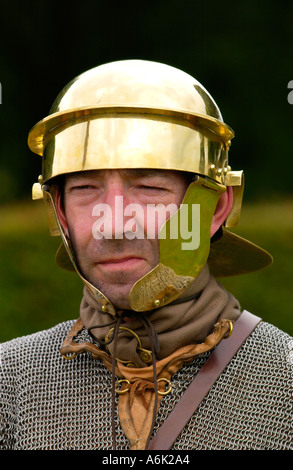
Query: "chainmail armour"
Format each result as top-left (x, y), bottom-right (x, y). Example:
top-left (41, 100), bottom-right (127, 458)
top-left (0, 319), bottom-right (292, 450)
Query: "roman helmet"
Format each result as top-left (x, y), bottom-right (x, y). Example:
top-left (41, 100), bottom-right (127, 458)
top-left (28, 60), bottom-right (272, 315)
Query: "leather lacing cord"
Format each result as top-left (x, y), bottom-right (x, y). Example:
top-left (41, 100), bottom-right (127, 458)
top-left (87, 290), bottom-right (202, 450)
top-left (88, 310), bottom-right (160, 450)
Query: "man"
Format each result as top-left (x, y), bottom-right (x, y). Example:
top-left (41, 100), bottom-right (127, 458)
top-left (0, 60), bottom-right (292, 450)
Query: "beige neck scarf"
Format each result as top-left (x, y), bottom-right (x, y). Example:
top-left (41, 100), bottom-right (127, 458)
top-left (80, 265), bottom-right (241, 368)
top-left (62, 264), bottom-right (241, 450)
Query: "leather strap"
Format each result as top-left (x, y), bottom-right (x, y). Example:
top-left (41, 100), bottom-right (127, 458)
top-left (148, 310), bottom-right (261, 450)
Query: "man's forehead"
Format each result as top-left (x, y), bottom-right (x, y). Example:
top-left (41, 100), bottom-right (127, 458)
top-left (64, 168), bottom-right (189, 181)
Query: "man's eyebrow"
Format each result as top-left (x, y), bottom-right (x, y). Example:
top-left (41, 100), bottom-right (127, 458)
top-left (124, 169), bottom-right (194, 185)
top-left (122, 169), bottom-right (167, 178)
top-left (65, 171), bottom-right (101, 182)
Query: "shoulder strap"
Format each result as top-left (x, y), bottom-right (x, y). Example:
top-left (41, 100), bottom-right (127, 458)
top-left (148, 310), bottom-right (261, 450)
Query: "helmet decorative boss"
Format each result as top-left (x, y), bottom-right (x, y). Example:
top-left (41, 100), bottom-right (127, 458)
top-left (28, 60), bottom-right (272, 315)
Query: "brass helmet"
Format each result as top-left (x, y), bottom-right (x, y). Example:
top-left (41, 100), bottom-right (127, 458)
top-left (28, 60), bottom-right (272, 315)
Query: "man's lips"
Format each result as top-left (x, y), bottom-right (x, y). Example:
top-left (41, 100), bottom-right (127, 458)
top-left (98, 256), bottom-right (145, 269)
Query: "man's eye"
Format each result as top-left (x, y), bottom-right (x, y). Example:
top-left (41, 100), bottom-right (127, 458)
top-left (139, 185), bottom-right (166, 191)
top-left (71, 185), bottom-right (96, 191)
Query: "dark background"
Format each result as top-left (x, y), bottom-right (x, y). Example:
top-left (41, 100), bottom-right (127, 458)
top-left (1, 0), bottom-right (293, 202)
top-left (0, 0), bottom-right (293, 340)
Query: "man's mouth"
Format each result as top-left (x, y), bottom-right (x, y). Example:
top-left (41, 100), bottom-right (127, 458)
top-left (98, 256), bottom-right (145, 270)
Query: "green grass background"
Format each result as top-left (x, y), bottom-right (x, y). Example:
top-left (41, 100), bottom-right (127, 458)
top-left (0, 197), bottom-right (292, 342)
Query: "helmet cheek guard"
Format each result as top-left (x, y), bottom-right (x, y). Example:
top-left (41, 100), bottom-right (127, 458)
top-left (129, 176), bottom-right (226, 311)
top-left (29, 60), bottom-right (272, 315)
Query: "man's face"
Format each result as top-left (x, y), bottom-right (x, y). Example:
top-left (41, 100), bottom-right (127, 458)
top-left (57, 169), bottom-right (190, 309)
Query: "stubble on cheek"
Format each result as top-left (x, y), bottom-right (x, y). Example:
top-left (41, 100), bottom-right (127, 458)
top-left (68, 233), bottom-right (159, 307)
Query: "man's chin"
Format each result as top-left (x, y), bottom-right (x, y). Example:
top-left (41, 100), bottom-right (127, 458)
top-left (89, 280), bottom-right (133, 310)
top-left (86, 264), bottom-right (155, 310)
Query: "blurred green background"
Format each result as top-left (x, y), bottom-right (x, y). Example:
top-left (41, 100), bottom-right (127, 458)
top-left (0, 0), bottom-right (292, 341)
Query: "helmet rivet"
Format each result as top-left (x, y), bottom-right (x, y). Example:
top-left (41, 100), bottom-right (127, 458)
top-left (102, 305), bottom-right (108, 313)
top-left (153, 299), bottom-right (161, 307)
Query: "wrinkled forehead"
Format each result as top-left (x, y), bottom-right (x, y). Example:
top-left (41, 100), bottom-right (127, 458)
top-left (63, 168), bottom-right (195, 184)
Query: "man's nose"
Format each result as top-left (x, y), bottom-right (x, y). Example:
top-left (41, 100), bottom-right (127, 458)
top-left (100, 183), bottom-right (135, 239)
top-left (102, 181), bottom-right (127, 206)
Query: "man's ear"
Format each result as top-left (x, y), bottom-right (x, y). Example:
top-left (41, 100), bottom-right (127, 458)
top-left (55, 188), bottom-right (70, 238)
top-left (210, 186), bottom-right (234, 237)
